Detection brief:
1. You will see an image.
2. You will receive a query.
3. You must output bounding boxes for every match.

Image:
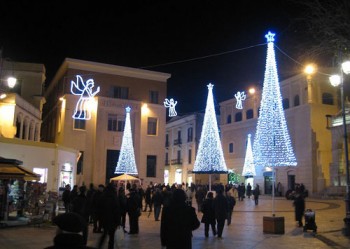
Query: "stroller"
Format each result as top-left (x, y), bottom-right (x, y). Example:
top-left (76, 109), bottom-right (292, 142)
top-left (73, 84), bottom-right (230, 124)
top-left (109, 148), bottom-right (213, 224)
top-left (303, 209), bottom-right (317, 233)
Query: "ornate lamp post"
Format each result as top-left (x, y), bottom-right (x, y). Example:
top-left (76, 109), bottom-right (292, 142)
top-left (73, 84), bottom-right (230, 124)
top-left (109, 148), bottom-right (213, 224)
top-left (329, 60), bottom-right (350, 234)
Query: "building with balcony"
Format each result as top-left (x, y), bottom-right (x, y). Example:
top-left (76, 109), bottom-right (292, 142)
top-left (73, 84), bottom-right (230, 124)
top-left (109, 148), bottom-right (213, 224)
top-left (220, 69), bottom-right (339, 195)
top-left (165, 113), bottom-right (205, 185)
top-left (41, 58), bottom-right (170, 187)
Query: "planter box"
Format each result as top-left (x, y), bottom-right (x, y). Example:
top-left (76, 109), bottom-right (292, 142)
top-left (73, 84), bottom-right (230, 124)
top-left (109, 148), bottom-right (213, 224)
top-left (263, 216), bottom-right (285, 234)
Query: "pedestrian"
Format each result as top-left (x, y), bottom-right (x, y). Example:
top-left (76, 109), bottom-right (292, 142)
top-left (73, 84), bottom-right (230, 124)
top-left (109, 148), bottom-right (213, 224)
top-left (246, 183), bottom-right (252, 199)
top-left (143, 185), bottom-right (153, 212)
top-left (253, 184), bottom-right (260, 205)
top-left (226, 191), bottom-right (236, 225)
top-left (277, 182), bottom-right (283, 197)
top-left (152, 188), bottom-right (163, 221)
top-left (118, 186), bottom-right (128, 233)
top-left (71, 185), bottom-right (89, 245)
top-left (44, 212), bottom-right (96, 249)
top-left (127, 184), bottom-right (141, 234)
top-left (62, 184), bottom-right (71, 213)
top-left (293, 192), bottom-right (305, 227)
top-left (185, 187), bottom-right (193, 207)
top-left (91, 184), bottom-right (104, 233)
top-left (86, 183), bottom-right (96, 223)
top-left (195, 186), bottom-right (206, 212)
top-left (161, 188), bottom-right (200, 249)
top-left (238, 183), bottom-right (245, 201)
top-left (213, 188), bottom-right (228, 239)
top-left (201, 191), bottom-right (217, 237)
top-left (98, 183), bottom-right (121, 249)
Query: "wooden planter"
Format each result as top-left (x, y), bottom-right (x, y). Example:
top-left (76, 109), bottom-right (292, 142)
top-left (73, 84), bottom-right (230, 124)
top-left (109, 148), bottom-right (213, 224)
top-left (263, 216), bottom-right (285, 234)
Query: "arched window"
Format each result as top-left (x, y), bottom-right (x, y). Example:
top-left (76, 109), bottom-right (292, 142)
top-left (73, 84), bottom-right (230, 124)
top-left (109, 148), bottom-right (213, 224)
top-left (235, 112), bottom-right (242, 122)
top-left (227, 115), bottom-right (232, 124)
top-left (283, 98), bottom-right (290, 110)
top-left (294, 95), bottom-right (300, 107)
top-left (322, 92), bottom-right (334, 105)
top-left (246, 109), bottom-right (253, 119)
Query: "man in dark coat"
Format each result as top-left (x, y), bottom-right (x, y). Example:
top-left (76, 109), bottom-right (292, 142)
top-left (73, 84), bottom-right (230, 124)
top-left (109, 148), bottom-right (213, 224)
top-left (293, 192), bottom-right (305, 227)
top-left (143, 185), bottom-right (153, 212)
top-left (226, 191), bottom-right (236, 226)
top-left (161, 188), bottom-right (200, 249)
top-left (201, 191), bottom-right (216, 237)
top-left (44, 212), bottom-right (96, 249)
top-left (71, 185), bottom-right (88, 245)
top-left (213, 188), bottom-right (228, 238)
top-left (62, 184), bottom-right (71, 213)
top-left (127, 184), bottom-right (141, 234)
top-left (152, 188), bottom-right (163, 221)
top-left (91, 184), bottom-right (104, 233)
top-left (98, 183), bottom-right (121, 249)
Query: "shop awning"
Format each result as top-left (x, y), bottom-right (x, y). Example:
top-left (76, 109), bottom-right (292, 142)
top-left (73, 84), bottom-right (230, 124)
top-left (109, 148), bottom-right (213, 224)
top-left (0, 163), bottom-right (40, 181)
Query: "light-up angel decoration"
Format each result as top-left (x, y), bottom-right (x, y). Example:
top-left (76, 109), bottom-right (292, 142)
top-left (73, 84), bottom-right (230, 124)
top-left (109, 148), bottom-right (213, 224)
top-left (164, 98), bottom-right (178, 117)
top-left (71, 75), bottom-right (100, 120)
top-left (234, 91), bottom-right (246, 109)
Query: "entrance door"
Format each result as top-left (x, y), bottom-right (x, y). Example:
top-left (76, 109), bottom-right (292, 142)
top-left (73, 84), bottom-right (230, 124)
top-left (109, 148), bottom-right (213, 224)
top-left (106, 149), bottom-right (120, 185)
top-left (264, 176), bottom-right (273, 194)
top-left (288, 174), bottom-right (295, 191)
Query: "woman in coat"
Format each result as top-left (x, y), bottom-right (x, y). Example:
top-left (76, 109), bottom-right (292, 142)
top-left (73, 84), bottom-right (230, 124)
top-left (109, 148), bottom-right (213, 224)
top-left (201, 191), bottom-right (217, 237)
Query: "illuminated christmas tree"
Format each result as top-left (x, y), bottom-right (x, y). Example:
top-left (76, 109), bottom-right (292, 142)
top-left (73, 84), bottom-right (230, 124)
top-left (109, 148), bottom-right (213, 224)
top-left (115, 106), bottom-right (138, 175)
top-left (253, 32), bottom-right (297, 168)
top-left (242, 134), bottom-right (256, 176)
top-left (193, 83), bottom-right (227, 175)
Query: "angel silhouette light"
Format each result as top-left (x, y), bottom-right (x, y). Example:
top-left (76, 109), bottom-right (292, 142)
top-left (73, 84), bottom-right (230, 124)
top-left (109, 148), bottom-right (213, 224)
top-left (71, 75), bottom-right (100, 120)
top-left (164, 98), bottom-right (178, 117)
top-left (234, 91), bottom-right (246, 110)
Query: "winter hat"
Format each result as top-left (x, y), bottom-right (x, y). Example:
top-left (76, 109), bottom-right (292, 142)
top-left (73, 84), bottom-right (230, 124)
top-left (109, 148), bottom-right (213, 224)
top-left (53, 212), bottom-right (87, 233)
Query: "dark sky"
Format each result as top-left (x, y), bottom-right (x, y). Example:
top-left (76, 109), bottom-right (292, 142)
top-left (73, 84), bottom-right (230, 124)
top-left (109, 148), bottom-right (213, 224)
top-left (0, 0), bottom-right (305, 113)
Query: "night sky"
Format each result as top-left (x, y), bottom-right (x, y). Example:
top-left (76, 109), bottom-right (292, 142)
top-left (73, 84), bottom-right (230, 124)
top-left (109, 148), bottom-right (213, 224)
top-left (0, 1), bottom-right (305, 113)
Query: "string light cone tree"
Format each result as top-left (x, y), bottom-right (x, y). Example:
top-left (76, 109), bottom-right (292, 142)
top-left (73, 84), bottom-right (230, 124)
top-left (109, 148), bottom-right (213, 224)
top-left (114, 106), bottom-right (138, 176)
top-left (253, 32), bottom-right (297, 221)
top-left (193, 83), bottom-right (227, 190)
top-left (242, 134), bottom-right (256, 180)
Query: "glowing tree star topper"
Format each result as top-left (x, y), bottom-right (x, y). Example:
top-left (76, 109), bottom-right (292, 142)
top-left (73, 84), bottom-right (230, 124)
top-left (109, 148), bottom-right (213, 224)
top-left (234, 91), bottom-right (246, 109)
top-left (71, 75), bottom-right (100, 120)
top-left (164, 98), bottom-right (178, 117)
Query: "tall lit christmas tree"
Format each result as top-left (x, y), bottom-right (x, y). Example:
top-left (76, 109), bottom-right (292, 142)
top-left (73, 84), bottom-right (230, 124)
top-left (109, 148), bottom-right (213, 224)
top-left (193, 83), bottom-right (227, 189)
top-left (253, 31), bottom-right (297, 216)
top-left (253, 32), bottom-right (297, 168)
top-left (242, 134), bottom-right (256, 177)
top-left (115, 106), bottom-right (138, 175)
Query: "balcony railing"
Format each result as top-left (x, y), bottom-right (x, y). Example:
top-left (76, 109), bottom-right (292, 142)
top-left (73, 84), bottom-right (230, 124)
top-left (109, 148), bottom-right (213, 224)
top-left (165, 160), bottom-right (170, 166)
top-left (171, 159), bottom-right (182, 165)
top-left (174, 139), bottom-right (182, 145)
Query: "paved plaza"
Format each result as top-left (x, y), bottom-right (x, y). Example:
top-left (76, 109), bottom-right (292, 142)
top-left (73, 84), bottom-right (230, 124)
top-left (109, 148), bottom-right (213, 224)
top-left (0, 196), bottom-right (349, 249)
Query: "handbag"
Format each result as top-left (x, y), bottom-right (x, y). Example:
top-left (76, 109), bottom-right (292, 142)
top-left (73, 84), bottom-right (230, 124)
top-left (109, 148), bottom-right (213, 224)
top-left (114, 226), bottom-right (124, 249)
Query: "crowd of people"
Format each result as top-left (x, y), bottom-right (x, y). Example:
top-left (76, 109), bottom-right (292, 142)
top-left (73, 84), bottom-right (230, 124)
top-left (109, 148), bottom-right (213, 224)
top-left (47, 181), bottom-right (262, 249)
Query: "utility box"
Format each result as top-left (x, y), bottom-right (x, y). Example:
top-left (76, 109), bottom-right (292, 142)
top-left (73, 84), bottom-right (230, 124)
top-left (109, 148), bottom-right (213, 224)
top-left (263, 216), bottom-right (285, 234)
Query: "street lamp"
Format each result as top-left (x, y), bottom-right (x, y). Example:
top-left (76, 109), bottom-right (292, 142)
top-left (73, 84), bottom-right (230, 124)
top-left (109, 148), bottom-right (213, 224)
top-left (305, 64), bottom-right (317, 104)
top-left (329, 60), bottom-right (350, 234)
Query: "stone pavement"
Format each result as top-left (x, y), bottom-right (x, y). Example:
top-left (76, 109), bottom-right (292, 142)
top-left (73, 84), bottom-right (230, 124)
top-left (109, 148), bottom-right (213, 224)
top-left (0, 196), bottom-right (349, 249)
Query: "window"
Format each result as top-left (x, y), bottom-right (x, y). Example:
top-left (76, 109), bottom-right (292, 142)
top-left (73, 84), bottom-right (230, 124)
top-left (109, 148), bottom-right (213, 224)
top-left (165, 153), bottom-right (169, 165)
top-left (294, 95), bottom-right (300, 106)
top-left (322, 93), bottom-right (334, 105)
top-left (227, 115), bottom-right (232, 124)
top-left (77, 151), bottom-right (84, 174)
top-left (282, 98), bottom-right (290, 109)
top-left (229, 143), bottom-right (234, 153)
top-left (235, 112), bottom-right (242, 122)
top-left (188, 149), bottom-right (192, 164)
top-left (74, 118), bottom-right (86, 130)
top-left (108, 114), bottom-right (117, 131)
top-left (147, 117), bottom-right (157, 135)
top-left (165, 134), bottom-right (169, 147)
top-left (117, 117), bottom-right (125, 132)
top-left (246, 109), bottom-right (253, 119)
top-left (113, 86), bottom-right (129, 99)
top-left (149, 90), bottom-right (159, 104)
top-left (187, 127), bottom-right (193, 142)
top-left (147, 155), bottom-right (157, 177)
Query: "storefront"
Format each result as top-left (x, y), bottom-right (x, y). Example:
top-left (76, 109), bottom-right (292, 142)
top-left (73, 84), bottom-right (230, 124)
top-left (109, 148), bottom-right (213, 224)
top-left (0, 158), bottom-right (40, 225)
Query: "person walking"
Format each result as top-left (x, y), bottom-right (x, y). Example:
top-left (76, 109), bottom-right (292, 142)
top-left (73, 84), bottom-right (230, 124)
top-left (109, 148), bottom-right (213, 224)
top-left (91, 184), bottom-right (104, 233)
top-left (246, 183), bottom-right (252, 199)
top-left (127, 184), bottom-right (141, 234)
top-left (143, 185), bottom-right (153, 212)
top-left (152, 188), bottom-right (163, 221)
top-left (293, 191), bottom-right (305, 227)
top-left (195, 186), bottom-right (206, 213)
top-left (161, 188), bottom-right (200, 249)
top-left (226, 191), bottom-right (236, 226)
top-left (62, 184), bottom-right (71, 213)
top-left (253, 184), bottom-right (260, 205)
top-left (201, 191), bottom-right (216, 237)
top-left (71, 185), bottom-right (89, 245)
top-left (118, 186), bottom-right (127, 233)
top-left (98, 183), bottom-right (121, 249)
top-left (213, 188), bottom-right (228, 239)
